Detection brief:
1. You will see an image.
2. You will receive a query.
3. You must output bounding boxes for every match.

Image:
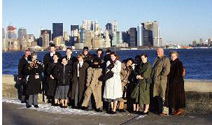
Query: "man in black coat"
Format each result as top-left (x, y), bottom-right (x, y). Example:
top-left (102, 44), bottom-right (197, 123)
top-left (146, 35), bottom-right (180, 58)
top-left (71, 54), bottom-right (89, 108)
top-left (43, 44), bottom-right (62, 102)
top-left (82, 46), bottom-right (93, 66)
top-left (18, 50), bottom-right (31, 103)
top-left (63, 48), bottom-right (77, 66)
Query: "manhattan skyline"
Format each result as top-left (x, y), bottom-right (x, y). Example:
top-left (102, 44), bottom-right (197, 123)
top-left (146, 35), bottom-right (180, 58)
top-left (2, 0), bottom-right (212, 45)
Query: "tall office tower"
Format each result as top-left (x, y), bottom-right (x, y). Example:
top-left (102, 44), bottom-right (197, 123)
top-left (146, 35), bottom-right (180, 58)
top-left (18, 28), bottom-right (27, 39)
top-left (52, 23), bottom-right (63, 40)
top-left (85, 30), bottom-right (94, 48)
top-left (104, 30), bottom-right (111, 48)
top-left (122, 31), bottom-right (130, 45)
top-left (80, 28), bottom-right (86, 43)
top-left (105, 23), bottom-right (113, 35)
top-left (137, 24), bottom-right (144, 46)
top-left (143, 30), bottom-right (153, 46)
top-left (91, 21), bottom-right (94, 31)
top-left (116, 31), bottom-right (123, 44)
top-left (2, 28), bottom-right (5, 38)
top-left (129, 28), bottom-right (137, 47)
top-left (7, 26), bottom-right (17, 39)
top-left (82, 20), bottom-right (93, 31)
top-left (42, 31), bottom-right (50, 49)
top-left (143, 21), bottom-right (162, 47)
top-left (71, 25), bottom-right (79, 37)
top-left (113, 20), bottom-right (118, 33)
top-left (94, 21), bottom-right (99, 32)
top-left (112, 32), bottom-right (117, 46)
top-left (41, 29), bottom-right (51, 41)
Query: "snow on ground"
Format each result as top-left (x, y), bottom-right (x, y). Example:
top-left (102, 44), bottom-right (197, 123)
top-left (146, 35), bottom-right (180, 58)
top-left (2, 98), bottom-right (134, 117)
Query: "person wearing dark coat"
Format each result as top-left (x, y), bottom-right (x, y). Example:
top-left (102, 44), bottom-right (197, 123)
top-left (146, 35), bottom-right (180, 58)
top-left (168, 51), bottom-right (185, 116)
top-left (18, 50), bottom-right (31, 103)
top-left (25, 52), bottom-right (43, 108)
top-left (43, 44), bottom-right (62, 102)
top-left (63, 48), bottom-right (77, 66)
top-left (46, 54), bottom-right (60, 104)
top-left (71, 54), bottom-right (89, 108)
top-left (54, 58), bottom-right (72, 108)
top-left (82, 46), bottom-right (93, 66)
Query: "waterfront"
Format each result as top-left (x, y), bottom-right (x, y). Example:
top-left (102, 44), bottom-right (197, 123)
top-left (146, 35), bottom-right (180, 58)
top-left (2, 49), bottom-right (212, 80)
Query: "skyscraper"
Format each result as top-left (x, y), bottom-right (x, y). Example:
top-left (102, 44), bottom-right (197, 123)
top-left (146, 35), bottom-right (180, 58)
top-left (137, 24), bottom-right (144, 46)
top-left (80, 28), bottom-right (86, 43)
top-left (52, 23), bottom-right (63, 40)
top-left (18, 28), bottom-right (27, 39)
top-left (113, 20), bottom-right (118, 33)
top-left (117, 31), bottom-right (123, 44)
top-left (71, 25), bottom-right (79, 37)
top-left (143, 30), bottom-right (153, 46)
top-left (82, 20), bottom-right (93, 31)
top-left (41, 29), bottom-right (51, 41)
top-left (42, 31), bottom-right (50, 49)
top-left (7, 26), bottom-right (17, 39)
top-left (143, 21), bottom-right (161, 47)
top-left (129, 28), bottom-right (137, 47)
top-left (105, 23), bottom-right (113, 35)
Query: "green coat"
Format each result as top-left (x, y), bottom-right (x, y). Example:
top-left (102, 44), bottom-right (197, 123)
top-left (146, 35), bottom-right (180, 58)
top-left (131, 62), bottom-right (152, 105)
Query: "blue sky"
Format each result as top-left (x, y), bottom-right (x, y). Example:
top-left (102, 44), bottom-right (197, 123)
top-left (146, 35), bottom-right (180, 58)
top-left (2, 0), bottom-right (212, 45)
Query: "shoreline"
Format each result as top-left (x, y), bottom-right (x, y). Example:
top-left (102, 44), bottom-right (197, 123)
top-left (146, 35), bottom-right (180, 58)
top-left (2, 47), bottom-right (212, 53)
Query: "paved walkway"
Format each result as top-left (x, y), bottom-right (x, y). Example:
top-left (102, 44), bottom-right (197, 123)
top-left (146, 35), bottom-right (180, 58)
top-left (2, 101), bottom-right (212, 125)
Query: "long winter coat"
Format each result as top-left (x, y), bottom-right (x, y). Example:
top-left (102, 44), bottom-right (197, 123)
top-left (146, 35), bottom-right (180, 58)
top-left (103, 60), bottom-right (123, 100)
top-left (120, 63), bottom-right (133, 90)
top-left (71, 62), bottom-right (89, 103)
top-left (43, 52), bottom-right (62, 76)
top-left (131, 62), bottom-right (152, 105)
top-left (46, 62), bottom-right (59, 96)
top-left (54, 64), bottom-right (72, 86)
top-left (151, 56), bottom-right (170, 99)
top-left (25, 61), bottom-right (43, 95)
top-left (168, 59), bottom-right (185, 109)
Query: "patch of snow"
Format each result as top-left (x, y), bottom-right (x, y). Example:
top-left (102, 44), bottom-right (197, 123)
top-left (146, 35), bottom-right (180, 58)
top-left (2, 98), bottom-right (134, 117)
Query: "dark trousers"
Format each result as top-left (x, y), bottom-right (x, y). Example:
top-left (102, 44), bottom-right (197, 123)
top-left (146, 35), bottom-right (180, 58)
top-left (157, 96), bottom-right (164, 114)
top-left (19, 79), bottom-right (28, 102)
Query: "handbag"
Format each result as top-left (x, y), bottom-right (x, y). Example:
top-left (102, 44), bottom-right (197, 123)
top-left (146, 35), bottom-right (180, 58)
top-left (98, 70), bottom-right (114, 81)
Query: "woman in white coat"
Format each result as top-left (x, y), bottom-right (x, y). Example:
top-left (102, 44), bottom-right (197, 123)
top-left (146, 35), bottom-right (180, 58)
top-left (103, 52), bottom-right (122, 114)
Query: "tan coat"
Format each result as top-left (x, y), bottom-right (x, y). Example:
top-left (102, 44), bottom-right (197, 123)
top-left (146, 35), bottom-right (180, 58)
top-left (152, 56), bottom-right (170, 99)
top-left (82, 67), bottom-right (103, 109)
top-left (120, 63), bottom-right (132, 90)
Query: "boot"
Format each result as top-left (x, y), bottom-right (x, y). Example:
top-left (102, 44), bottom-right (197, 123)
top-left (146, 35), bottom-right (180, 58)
top-left (175, 108), bottom-right (184, 116)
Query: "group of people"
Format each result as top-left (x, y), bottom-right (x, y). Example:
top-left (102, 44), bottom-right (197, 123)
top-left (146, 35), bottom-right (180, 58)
top-left (18, 44), bottom-right (186, 116)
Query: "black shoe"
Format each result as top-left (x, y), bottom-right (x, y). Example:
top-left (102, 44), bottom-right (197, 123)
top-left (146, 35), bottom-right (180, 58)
top-left (26, 105), bottom-right (31, 108)
top-left (63, 106), bottom-right (68, 108)
top-left (96, 108), bottom-right (103, 112)
top-left (21, 100), bottom-right (26, 103)
top-left (110, 111), bottom-right (116, 114)
top-left (142, 111), bottom-right (149, 115)
top-left (118, 109), bottom-right (126, 112)
top-left (34, 105), bottom-right (39, 108)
